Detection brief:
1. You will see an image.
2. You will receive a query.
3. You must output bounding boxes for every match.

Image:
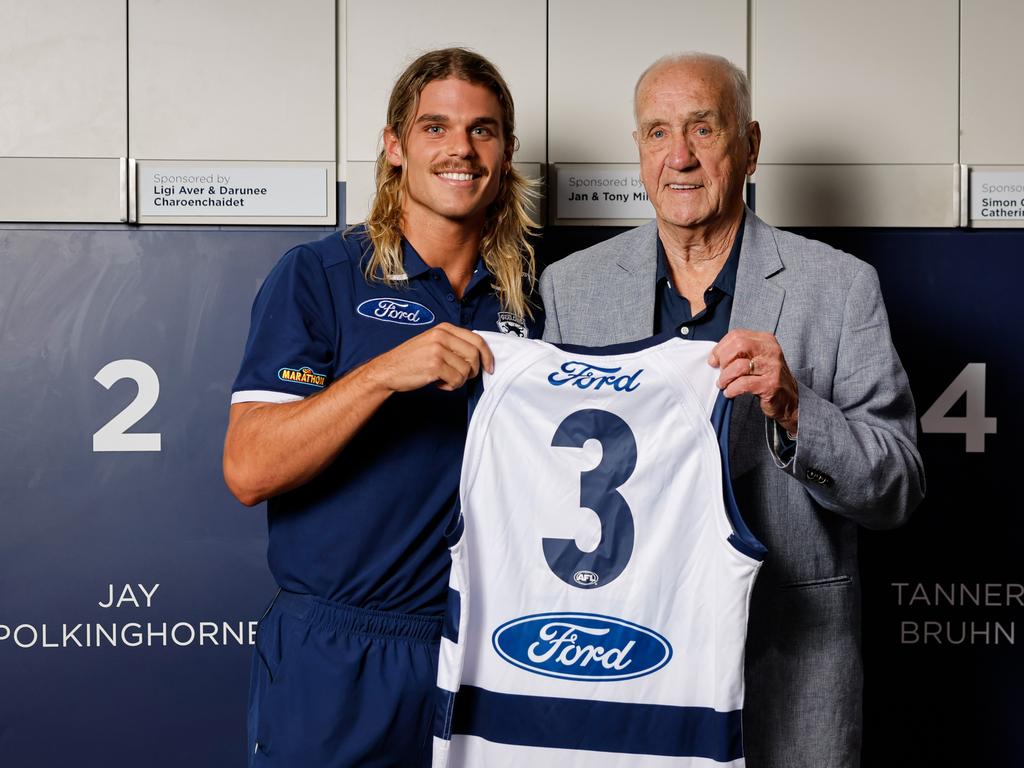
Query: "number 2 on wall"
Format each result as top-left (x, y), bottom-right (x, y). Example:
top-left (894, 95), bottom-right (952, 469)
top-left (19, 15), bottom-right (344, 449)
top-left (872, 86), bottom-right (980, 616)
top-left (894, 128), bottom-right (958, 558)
top-left (93, 359), bottom-right (162, 452)
top-left (920, 363), bottom-right (996, 453)
top-left (544, 409), bottom-right (636, 589)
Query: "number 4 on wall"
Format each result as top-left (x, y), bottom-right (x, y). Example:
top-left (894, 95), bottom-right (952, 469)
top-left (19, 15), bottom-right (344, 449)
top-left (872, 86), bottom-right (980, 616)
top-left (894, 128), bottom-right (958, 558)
top-left (93, 359), bottom-right (162, 452)
top-left (920, 363), bottom-right (996, 453)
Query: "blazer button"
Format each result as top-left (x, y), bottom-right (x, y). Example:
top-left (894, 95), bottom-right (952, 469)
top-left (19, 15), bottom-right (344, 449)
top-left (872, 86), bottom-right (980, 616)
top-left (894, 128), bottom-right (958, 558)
top-left (806, 468), bottom-right (833, 486)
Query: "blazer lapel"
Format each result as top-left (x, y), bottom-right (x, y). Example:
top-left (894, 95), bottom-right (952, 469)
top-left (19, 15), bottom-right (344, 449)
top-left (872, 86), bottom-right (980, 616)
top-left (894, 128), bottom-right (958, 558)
top-left (611, 221), bottom-right (659, 341)
top-left (729, 211), bottom-right (786, 457)
top-left (730, 211), bottom-right (785, 334)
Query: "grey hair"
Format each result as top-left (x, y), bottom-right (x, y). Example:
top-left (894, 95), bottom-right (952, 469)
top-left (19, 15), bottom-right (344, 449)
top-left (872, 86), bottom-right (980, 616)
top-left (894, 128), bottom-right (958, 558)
top-left (633, 52), bottom-right (752, 136)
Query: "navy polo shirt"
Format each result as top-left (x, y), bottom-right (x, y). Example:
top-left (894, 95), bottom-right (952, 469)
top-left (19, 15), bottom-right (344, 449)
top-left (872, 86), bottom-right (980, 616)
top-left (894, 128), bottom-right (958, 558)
top-left (231, 226), bottom-right (541, 616)
top-left (653, 216), bottom-right (743, 340)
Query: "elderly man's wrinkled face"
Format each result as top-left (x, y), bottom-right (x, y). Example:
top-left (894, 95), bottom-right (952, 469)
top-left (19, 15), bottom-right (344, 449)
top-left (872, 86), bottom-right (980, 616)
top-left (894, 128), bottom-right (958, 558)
top-left (633, 61), bottom-right (759, 234)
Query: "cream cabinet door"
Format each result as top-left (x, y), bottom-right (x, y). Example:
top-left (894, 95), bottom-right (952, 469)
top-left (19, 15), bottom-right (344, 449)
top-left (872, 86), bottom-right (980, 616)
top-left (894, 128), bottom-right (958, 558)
top-left (0, 0), bottom-right (126, 222)
top-left (752, 0), bottom-right (959, 226)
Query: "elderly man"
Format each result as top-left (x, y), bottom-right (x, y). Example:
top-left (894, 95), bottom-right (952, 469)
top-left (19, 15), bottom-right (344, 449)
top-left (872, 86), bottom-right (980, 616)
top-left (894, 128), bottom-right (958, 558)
top-left (540, 53), bottom-right (924, 767)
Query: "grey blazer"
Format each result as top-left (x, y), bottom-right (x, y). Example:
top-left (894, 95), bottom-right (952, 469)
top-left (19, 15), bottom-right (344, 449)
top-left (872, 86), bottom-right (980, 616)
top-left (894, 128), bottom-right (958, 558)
top-left (539, 211), bottom-right (925, 768)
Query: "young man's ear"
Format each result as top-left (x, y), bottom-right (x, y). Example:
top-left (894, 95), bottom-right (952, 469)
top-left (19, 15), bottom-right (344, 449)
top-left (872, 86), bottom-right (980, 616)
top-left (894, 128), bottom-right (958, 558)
top-left (384, 127), bottom-right (404, 168)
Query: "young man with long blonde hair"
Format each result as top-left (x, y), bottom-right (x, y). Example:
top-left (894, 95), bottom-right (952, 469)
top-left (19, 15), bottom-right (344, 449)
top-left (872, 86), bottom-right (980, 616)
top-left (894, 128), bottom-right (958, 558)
top-left (224, 47), bottom-right (540, 767)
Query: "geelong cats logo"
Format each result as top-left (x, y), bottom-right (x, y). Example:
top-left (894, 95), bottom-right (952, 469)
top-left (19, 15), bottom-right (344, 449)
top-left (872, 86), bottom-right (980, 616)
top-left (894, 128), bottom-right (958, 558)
top-left (497, 311), bottom-right (527, 337)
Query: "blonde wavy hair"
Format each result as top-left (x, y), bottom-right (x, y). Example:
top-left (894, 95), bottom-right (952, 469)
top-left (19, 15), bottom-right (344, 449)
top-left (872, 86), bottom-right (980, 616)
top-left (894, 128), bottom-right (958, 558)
top-left (363, 47), bottom-right (538, 319)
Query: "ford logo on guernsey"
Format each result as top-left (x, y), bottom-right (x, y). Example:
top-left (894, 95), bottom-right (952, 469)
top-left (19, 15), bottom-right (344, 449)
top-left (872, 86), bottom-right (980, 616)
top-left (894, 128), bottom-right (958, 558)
top-left (356, 298), bottom-right (435, 326)
top-left (492, 613), bottom-right (672, 681)
top-left (547, 362), bottom-right (643, 392)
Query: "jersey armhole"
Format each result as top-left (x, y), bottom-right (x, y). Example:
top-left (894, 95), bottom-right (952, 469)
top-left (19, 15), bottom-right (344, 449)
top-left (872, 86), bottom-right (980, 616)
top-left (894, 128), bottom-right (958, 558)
top-left (443, 496), bottom-right (464, 550)
top-left (466, 373), bottom-right (485, 423)
top-left (712, 393), bottom-right (767, 561)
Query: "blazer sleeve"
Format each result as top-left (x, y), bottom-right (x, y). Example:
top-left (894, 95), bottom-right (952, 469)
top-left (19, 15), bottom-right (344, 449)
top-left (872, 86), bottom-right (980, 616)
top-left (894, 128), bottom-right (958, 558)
top-left (785, 262), bottom-right (925, 529)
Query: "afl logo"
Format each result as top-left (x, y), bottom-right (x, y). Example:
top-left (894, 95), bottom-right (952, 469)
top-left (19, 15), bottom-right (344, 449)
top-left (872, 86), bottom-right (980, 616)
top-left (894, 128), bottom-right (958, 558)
top-left (357, 298), bottom-right (435, 326)
top-left (573, 570), bottom-right (599, 586)
top-left (492, 613), bottom-right (672, 682)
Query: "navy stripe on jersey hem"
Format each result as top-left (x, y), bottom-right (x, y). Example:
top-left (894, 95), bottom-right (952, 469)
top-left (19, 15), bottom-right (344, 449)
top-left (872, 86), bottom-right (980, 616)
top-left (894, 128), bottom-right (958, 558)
top-left (435, 687), bottom-right (457, 740)
top-left (554, 330), bottom-right (678, 356)
top-left (275, 590), bottom-right (442, 643)
top-left (712, 393), bottom-right (767, 561)
top-left (451, 685), bottom-right (743, 760)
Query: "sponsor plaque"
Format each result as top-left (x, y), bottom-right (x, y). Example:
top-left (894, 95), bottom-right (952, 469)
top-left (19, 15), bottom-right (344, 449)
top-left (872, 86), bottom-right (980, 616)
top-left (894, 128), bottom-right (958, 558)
top-left (554, 164), bottom-right (654, 222)
top-left (138, 163), bottom-right (330, 221)
top-left (970, 169), bottom-right (1024, 223)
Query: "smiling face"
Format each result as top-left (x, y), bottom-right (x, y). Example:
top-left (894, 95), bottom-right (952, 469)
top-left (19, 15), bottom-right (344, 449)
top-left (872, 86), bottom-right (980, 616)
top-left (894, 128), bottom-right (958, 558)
top-left (384, 77), bottom-right (510, 232)
top-left (633, 59), bottom-right (760, 237)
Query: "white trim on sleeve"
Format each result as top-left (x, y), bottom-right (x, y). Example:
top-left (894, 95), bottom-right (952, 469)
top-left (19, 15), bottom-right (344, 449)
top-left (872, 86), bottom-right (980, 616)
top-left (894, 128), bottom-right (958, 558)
top-left (231, 390), bottom-right (304, 405)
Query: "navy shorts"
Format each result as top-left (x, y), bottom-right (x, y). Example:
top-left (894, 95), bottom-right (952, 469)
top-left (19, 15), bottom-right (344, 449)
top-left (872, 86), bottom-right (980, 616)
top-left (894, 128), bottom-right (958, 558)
top-left (248, 590), bottom-right (443, 767)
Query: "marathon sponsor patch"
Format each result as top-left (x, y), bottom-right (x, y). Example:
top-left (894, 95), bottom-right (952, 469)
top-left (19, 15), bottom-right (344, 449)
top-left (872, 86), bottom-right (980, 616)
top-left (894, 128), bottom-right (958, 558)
top-left (277, 366), bottom-right (327, 388)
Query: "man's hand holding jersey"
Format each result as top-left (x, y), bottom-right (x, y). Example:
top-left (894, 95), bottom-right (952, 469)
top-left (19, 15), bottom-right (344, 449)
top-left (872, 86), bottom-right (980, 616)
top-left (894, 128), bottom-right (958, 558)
top-left (367, 323), bottom-right (494, 393)
top-left (708, 329), bottom-right (800, 436)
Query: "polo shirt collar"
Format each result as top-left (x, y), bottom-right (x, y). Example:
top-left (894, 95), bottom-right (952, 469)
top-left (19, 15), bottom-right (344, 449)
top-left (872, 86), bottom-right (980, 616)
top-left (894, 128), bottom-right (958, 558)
top-left (400, 239), bottom-right (433, 280)
top-left (399, 238), bottom-right (492, 290)
top-left (655, 211), bottom-right (745, 297)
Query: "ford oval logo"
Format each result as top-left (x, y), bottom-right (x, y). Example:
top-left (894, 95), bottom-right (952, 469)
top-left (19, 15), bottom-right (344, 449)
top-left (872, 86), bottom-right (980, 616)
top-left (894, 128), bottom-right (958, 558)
top-left (492, 613), bottom-right (672, 681)
top-left (357, 298), bottom-right (435, 326)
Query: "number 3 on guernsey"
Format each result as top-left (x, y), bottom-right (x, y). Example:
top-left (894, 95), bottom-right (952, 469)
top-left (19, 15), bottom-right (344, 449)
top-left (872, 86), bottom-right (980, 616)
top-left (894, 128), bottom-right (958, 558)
top-left (544, 409), bottom-right (637, 590)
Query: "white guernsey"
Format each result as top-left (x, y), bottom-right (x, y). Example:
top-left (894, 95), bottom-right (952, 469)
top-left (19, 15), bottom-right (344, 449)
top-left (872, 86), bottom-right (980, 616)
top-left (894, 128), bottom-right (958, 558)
top-left (434, 331), bottom-right (766, 767)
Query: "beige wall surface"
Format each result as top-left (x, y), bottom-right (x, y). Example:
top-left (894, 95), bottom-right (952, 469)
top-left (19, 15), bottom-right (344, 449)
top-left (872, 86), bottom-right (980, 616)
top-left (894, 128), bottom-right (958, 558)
top-left (3, 0), bottom-right (1022, 226)
top-left (129, 0), bottom-right (335, 162)
top-left (960, 0), bottom-right (1024, 166)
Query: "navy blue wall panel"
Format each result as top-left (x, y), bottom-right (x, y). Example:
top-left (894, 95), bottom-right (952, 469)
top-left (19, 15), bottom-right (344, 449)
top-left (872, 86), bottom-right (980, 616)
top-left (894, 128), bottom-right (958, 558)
top-left (0, 228), bottom-right (324, 766)
top-left (2, 224), bottom-right (1022, 766)
top-left (795, 228), bottom-right (1024, 768)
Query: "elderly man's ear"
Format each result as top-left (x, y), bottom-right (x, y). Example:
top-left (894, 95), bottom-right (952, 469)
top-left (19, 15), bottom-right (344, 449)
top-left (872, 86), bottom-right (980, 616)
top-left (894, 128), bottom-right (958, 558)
top-left (745, 122), bottom-right (762, 176)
